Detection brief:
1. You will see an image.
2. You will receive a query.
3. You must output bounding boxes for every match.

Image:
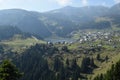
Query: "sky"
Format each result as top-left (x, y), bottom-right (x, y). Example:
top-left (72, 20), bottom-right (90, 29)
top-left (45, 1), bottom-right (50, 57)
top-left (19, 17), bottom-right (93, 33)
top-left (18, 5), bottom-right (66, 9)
top-left (0, 0), bottom-right (120, 12)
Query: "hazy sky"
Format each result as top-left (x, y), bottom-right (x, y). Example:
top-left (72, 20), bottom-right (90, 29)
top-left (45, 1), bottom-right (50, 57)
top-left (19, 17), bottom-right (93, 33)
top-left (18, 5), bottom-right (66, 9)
top-left (0, 0), bottom-right (119, 12)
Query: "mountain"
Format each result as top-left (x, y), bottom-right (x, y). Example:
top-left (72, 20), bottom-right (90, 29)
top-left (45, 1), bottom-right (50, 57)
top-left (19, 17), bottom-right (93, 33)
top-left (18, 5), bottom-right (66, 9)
top-left (0, 9), bottom-right (51, 38)
top-left (107, 3), bottom-right (120, 27)
top-left (110, 3), bottom-right (120, 14)
top-left (0, 3), bottom-right (120, 38)
top-left (39, 6), bottom-right (110, 37)
top-left (48, 6), bottom-right (109, 20)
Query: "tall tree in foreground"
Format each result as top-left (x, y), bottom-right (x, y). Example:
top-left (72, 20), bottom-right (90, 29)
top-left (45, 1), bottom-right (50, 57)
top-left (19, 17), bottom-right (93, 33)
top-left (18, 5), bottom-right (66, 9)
top-left (0, 60), bottom-right (22, 80)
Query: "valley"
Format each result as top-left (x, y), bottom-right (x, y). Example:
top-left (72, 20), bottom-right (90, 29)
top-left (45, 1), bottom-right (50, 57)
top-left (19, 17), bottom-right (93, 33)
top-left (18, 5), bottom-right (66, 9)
top-left (1, 30), bottom-right (120, 80)
top-left (0, 2), bottom-right (120, 80)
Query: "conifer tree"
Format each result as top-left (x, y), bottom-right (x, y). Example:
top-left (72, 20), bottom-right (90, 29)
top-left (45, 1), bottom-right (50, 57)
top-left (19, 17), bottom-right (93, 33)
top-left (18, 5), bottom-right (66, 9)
top-left (0, 45), bottom-right (4, 54)
top-left (0, 60), bottom-right (22, 80)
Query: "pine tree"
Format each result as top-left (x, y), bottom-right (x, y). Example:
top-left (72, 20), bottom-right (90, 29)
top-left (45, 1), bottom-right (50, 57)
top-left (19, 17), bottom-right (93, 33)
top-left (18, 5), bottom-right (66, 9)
top-left (105, 56), bottom-right (109, 62)
top-left (0, 60), bottom-right (23, 80)
top-left (0, 45), bottom-right (4, 54)
top-left (96, 54), bottom-right (100, 61)
top-left (66, 58), bottom-right (69, 67)
top-left (53, 57), bottom-right (62, 72)
top-left (81, 57), bottom-right (90, 73)
top-left (90, 58), bottom-right (96, 68)
top-left (71, 59), bottom-right (80, 80)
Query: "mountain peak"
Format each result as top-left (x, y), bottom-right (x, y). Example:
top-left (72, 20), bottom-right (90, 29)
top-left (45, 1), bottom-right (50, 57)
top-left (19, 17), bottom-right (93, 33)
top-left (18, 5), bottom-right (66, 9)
top-left (111, 3), bottom-right (120, 8)
top-left (110, 3), bottom-right (120, 13)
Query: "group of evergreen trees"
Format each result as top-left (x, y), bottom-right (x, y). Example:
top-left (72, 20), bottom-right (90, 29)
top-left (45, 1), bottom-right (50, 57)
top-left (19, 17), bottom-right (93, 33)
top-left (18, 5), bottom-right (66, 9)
top-left (1, 43), bottom-right (120, 80)
top-left (53, 57), bottom-right (81, 80)
top-left (81, 57), bottom-right (97, 73)
top-left (0, 58), bottom-right (120, 80)
top-left (94, 60), bottom-right (120, 80)
top-left (14, 44), bottom-right (82, 80)
top-left (13, 44), bottom-right (98, 80)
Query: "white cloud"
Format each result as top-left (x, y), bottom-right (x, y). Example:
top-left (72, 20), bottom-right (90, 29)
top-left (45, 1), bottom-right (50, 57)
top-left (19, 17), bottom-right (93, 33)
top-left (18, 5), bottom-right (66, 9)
top-left (82, 0), bottom-right (88, 6)
top-left (114, 0), bottom-right (120, 3)
top-left (56, 0), bottom-right (72, 6)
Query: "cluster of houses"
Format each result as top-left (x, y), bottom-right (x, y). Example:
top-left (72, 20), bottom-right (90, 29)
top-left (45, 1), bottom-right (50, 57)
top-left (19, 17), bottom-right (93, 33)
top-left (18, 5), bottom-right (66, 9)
top-left (46, 31), bottom-right (120, 49)
top-left (77, 31), bottom-right (120, 43)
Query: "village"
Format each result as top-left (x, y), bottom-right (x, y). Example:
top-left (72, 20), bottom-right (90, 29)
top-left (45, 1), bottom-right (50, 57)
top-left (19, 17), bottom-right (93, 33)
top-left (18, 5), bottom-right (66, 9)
top-left (46, 31), bottom-right (120, 55)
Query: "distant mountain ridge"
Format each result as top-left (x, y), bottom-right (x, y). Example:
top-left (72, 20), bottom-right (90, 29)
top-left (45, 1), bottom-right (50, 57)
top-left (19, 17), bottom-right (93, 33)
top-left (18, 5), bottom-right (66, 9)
top-left (0, 9), bottom-right (51, 38)
top-left (0, 26), bottom-right (43, 40)
top-left (0, 3), bottom-right (120, 38)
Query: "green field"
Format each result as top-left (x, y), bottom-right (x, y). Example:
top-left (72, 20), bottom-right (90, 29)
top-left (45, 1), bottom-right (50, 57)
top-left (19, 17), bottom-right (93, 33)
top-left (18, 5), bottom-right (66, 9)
top-left (0, 37), bottom-right (46, 53)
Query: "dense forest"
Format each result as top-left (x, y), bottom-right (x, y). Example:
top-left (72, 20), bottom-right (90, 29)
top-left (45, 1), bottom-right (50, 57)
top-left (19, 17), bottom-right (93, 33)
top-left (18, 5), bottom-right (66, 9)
top-left (11, 43), bottom-right (114, 80)
top-left (0, 43), bottom-right (98, 80)
top-left (14, 44), bottom-right (82, 80)
top-left (0, 43), bottom-right (120, 80)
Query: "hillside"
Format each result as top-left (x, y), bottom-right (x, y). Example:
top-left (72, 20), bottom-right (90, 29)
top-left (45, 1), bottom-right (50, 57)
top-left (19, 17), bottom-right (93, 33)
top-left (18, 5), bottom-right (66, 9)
top-left (0, 30), bottom-right (120, 80)
top-left (0, 25), bottom-right (46, 53)
top-left (0, 26), bottom-right (22, 40)
top-left (0, 26), bottom-right (43, 40)
top-left (19, 31), bottom-right (120, 80)
top-left (0, 9), bottom-right (51, 38)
